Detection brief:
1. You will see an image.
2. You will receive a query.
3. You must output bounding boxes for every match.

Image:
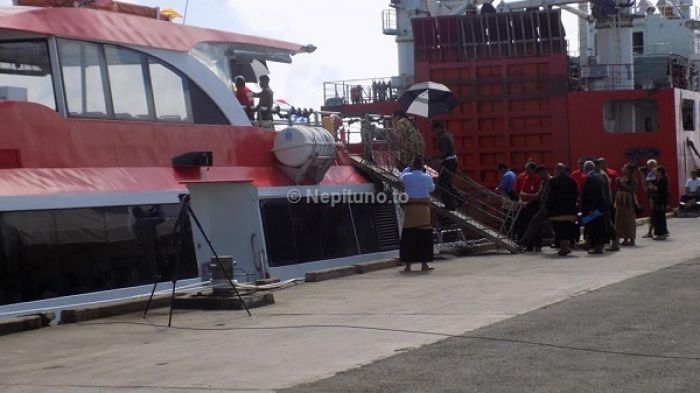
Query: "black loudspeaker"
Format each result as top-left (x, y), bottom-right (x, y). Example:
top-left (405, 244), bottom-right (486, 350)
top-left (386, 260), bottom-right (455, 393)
top-left (172, 151), bottom-right (213, 167)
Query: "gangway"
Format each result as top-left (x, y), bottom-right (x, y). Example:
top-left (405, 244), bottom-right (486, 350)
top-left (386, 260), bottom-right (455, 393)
top-left (347, 137), bottom-right (522, 254)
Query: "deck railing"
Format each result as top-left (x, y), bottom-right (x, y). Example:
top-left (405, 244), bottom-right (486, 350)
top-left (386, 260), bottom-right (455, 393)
top-left (323, 77), bottom-right (399, 107)
top-left (570, 55), bottom-right (694, 91)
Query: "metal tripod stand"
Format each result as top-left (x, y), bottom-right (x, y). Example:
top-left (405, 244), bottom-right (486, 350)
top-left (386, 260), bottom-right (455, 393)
top-left (143, 194), bottom-right (251, 327)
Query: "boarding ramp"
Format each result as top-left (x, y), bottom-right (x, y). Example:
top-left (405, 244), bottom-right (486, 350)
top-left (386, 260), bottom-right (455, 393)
top-left (348, 129), bottom-right (521, 254)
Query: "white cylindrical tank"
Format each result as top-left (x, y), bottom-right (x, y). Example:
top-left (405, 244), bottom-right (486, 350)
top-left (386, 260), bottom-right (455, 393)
top-left (272, 126), bottom-right (337, 168)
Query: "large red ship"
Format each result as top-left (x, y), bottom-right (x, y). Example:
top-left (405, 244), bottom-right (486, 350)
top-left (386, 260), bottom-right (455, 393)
top-left (323, 0), bottom-right (700, 206)
top-left (0, 1), bottom-right (403, 313)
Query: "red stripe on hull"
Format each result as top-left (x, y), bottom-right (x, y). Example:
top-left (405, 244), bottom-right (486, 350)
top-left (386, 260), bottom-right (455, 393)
top-left (0, 166), bottom-right (370, 197)
top-left (0, 102), bottom-right (370, 198)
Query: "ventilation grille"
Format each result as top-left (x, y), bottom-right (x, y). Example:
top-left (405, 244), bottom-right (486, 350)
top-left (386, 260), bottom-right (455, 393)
top-left (374, 201), bottom-right (400, 251)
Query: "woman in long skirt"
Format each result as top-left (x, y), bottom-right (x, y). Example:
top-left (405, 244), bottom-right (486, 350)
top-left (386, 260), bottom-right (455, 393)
top-left (399, 157), bottom-right (435, 272)
top-left (615, 164), bottom-right (639, 246)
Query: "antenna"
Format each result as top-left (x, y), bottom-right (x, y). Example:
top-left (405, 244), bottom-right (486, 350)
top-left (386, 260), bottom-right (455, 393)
top-left (183, 0), bottom-right (189, 24)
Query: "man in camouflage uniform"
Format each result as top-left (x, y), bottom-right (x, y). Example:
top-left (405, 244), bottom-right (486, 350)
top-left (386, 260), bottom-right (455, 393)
top-left (392, 111), bottom-right (425, 170)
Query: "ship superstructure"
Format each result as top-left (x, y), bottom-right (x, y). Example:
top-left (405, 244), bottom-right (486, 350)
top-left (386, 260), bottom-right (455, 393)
top-left (323, 0), bottom-right (700, 205)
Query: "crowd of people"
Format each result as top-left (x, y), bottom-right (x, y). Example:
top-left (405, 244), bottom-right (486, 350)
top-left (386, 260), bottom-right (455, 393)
top-left (358, 112), bottom-right (687, 271)
top-left (498, 157), bottom-right (675, 256)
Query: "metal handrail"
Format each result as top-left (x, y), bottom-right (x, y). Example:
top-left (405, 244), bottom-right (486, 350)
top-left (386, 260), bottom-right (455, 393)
top-left (357, 128), bottom-right (521, 243)
top-left (572, 57), bottom-right (693, 91)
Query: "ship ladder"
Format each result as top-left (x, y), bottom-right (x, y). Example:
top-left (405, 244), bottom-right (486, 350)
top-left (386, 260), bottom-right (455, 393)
top-left (348, 137), bottom-right (521, 254)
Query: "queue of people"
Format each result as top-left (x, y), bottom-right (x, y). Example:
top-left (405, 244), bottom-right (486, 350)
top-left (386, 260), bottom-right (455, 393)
top-left (501, 156), bottom-right (676, 256)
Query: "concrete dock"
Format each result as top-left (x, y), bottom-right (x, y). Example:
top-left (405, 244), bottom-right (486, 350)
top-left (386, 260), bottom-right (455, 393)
top-left (1, 218), bottom-right (699, 393)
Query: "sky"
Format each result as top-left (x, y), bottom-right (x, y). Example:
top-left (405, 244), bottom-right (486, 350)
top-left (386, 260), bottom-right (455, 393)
top-left (0, 0), bottom-right (399, 110)
top-left (0, 0), bottom-right (586, 109)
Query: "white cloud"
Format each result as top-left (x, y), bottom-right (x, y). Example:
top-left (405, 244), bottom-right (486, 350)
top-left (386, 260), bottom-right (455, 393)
top-left (0, 0), bottom-right (591, 109)
top-left (0, 0), bottom-right (398, 109)
top-left (221, 0), bottom-right (399, 109)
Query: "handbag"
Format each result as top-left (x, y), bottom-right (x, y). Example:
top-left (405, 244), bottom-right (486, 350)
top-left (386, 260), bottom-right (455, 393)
top-left (582, 209), bottom-right (601, 224)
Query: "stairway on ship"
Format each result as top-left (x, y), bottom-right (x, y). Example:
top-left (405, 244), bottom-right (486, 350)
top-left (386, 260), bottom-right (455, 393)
top-left (348, 154), bottom-right (521, 254)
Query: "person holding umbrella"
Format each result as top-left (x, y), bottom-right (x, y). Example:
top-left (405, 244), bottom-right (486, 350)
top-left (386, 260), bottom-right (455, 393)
top-left (396, 80), bottom-right (459, 180)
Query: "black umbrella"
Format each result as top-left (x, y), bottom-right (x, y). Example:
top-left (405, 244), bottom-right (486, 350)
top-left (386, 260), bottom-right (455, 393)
top-left (398, 81), bottom-right (458, 118)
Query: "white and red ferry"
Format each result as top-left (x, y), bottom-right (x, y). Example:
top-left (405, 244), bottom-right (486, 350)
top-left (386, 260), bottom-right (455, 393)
top-left (0, 1), bottom-right (401, 313)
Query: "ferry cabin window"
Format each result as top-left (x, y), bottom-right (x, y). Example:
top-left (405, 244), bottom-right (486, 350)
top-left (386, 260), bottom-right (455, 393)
top-left (259, 199), bottom-right (383, 267)
top-left (58, 39), bottom-right (225, 124)
top-left (189, 81), bottom-right (229, 125)
top-left (0, 41), bottom-right (56, 110)
top-left (149, 60), bottom-right (192, 122)
top-left (0, 204), bottom-right (197, 306)
top-left (603, 99), bottom-right (659, 133)
top-left (59, 40), bottom-right (110, 118)
top-left (682, 98), bottom-right (695, 131)
top-left (104, 45), bottom-right (153, 121)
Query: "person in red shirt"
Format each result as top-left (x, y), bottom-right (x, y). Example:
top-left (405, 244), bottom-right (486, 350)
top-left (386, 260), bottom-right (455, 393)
top-left (234, 75), bottom-right (255, 120)
top-left (513, 162), bottom-right (542, 246)
top-left (517, 162), bottom-right (542, 204)
top-left (569, 157), bottom-right (590, 196)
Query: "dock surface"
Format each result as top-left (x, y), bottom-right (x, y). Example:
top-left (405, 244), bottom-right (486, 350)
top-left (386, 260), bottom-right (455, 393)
top-left (1, 218), bottom-right (699, 393)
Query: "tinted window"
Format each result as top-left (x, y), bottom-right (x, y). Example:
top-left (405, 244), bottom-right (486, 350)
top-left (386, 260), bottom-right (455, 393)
top-left (259, 200), bottom-right (296, 266)
top-left (58, 39), bottom-right (227, 124)
top-left (632, 32), bottom-right (644, 55)
top-left (0, 204), bottom-right (197, 306)
top-left (682, 98), bottom-right (695, 131)
top-left (260, 199), bottom-right (385, 267)
top-left (0, 41), bottom-right (56, 109)
top-left (59, 40), bottom-right (109, 118)
top-left (105, 45), bottom-right (152, 120)
top-left (190, 81), bottom-right (229, 125)
top-left (1, 211), bottom-right (62, 301)
top-left (149, 59), bottom-right (192, 122)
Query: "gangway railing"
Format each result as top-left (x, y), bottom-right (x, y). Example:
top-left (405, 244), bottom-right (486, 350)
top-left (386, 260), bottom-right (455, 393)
top-left (348, 127), bottom-right (521, 254)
